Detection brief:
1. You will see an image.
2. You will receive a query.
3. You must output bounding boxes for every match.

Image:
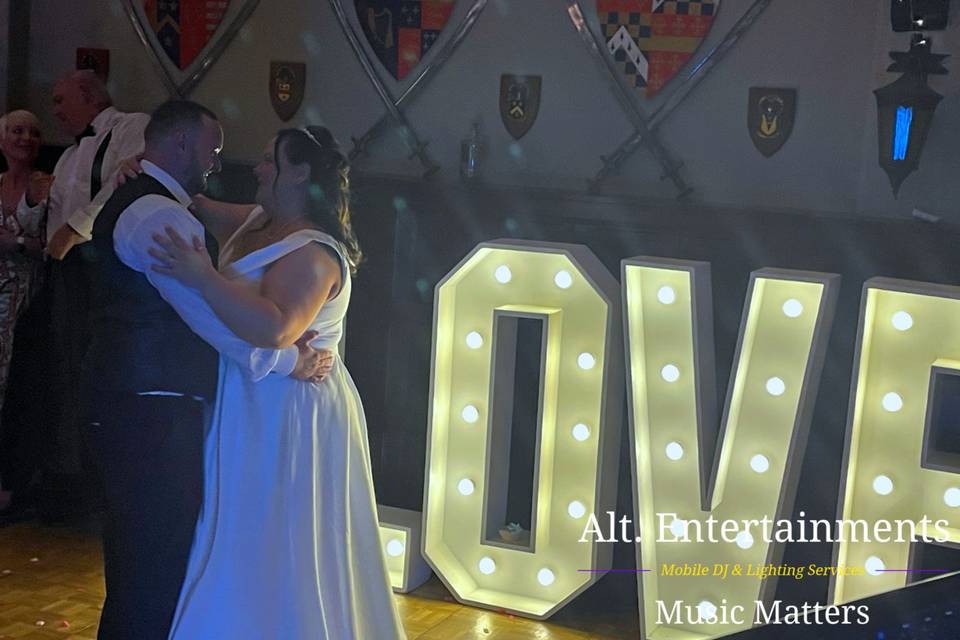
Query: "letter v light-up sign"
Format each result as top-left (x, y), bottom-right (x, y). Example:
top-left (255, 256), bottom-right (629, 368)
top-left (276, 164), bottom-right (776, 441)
top-left (832, 279), bottom-right (960, 605)
top-left (622, 259), bottom-right (839, 638)
top-left (422, 240), bottom-right (623, 619)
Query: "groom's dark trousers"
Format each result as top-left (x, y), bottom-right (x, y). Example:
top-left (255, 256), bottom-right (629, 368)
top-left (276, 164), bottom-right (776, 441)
top-left (81, 174), bottom-right (217, 640)
top-left (85, 394), bottom-right (204, 639)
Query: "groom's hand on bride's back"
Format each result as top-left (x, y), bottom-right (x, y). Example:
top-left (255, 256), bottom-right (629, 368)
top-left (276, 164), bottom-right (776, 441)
top-left (290, 330), bottom-right (335, 384)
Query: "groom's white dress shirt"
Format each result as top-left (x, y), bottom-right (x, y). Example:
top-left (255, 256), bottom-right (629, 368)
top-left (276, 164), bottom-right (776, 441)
top-left (113, 160), bottom-right (298, 390)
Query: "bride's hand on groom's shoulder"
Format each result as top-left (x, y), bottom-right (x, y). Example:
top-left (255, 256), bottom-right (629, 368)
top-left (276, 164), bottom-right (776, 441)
top-left (148, 225), bottom-right (215, 289)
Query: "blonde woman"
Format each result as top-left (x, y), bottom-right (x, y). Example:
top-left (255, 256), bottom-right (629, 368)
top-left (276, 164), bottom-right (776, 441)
top-left (0, 110), bottom-right (52, 509)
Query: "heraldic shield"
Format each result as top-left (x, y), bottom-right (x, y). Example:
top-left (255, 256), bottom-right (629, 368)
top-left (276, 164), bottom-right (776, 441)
top-left (124, 0), bottom-right (260, 96)
top-left (354, 0), bottom-right (455, 80)
top-left (748, 87), bottom-right (796, 157)
top-left (598, 0), bottom-right (720, 98)
top-left (270, 62), bottom-right (306, 122)
top-left (499, 75), bottom-right (541, 140)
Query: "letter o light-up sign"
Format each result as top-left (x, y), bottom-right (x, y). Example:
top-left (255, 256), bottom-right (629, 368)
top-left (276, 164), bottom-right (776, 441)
top-left (422, 240), bottom-right (623, 619)
top-left (623, 259), bottom-right (839, 638)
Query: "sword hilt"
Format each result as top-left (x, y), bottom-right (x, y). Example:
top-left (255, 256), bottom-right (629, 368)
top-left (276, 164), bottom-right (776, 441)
top-left (349, 134), bottom-right (372, 161)
top-left (659, 160), bottom-right (686, 179)
top-left (403, 138), bottom-right (439, 177)
top-left (406, 139), bottom-right (430, 161)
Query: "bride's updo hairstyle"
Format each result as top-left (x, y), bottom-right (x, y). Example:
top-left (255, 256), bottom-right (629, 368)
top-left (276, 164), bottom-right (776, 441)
top-left (274, 125), bottom-right (361, 273)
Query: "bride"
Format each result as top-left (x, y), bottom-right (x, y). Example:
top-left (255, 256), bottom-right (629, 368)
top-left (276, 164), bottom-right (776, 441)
top-left (148, 126), bottom-right (405, 639)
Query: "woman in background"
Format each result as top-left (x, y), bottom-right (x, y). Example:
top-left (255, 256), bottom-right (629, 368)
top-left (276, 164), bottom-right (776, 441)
top-left (0, 110), bottom-right (52, 510)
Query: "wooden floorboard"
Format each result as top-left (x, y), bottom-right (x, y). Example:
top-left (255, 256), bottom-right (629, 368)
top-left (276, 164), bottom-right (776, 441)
top-left (0, 520), bottom-right (635, 639)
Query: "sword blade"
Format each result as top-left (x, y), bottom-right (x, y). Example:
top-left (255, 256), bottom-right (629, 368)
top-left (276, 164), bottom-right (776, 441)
top-left (121, 0), bottom-right (180, 97)
top-left (566, 1), bottom-right (690, 197)
top-left (397, 0), bottom-right (488, 106)
top-left (183, 0), bottom-right (263, 97)
top-left (350, 0), bottom-right (489, 161)
top-left (594, 0), bottom-right (775, 189)
top-left (122, 0), bottom-right (262, 98)
top-left (329, 0), bottom-right (439, 176)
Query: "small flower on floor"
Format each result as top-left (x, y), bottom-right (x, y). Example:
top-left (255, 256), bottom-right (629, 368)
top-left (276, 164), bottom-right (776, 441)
top-left (1, 569), bottom-right (10, 575)
top-left (60, 620), bottom-right (70, 628)
top-left (35, 620), bottom-right (45, 626)
top-left (29, 557), bottom-right (38, 562)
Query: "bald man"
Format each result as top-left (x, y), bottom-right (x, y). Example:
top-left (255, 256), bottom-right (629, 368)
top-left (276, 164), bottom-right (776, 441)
top-left (17, 70), bottom-right (148, 522)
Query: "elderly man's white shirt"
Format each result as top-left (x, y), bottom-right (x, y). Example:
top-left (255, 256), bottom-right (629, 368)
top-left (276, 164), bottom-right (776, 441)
top-left (18, 106), bottom-right (149, 242)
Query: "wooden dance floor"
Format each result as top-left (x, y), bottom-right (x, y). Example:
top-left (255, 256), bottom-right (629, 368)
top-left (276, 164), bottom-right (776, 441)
top-left (0, 521), bottom-right (635, 639)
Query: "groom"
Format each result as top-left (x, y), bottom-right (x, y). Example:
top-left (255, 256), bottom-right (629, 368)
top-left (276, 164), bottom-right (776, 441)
top-left (81, 100), bottom-right (331, 639)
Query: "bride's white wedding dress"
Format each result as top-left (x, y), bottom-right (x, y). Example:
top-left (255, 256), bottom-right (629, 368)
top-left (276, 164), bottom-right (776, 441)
top-left (169, 208), bottom-right (405, 639)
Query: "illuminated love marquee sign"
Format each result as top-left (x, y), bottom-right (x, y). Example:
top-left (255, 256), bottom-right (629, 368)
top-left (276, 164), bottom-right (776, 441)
top-left (416, 240), bottom-right (960, 638)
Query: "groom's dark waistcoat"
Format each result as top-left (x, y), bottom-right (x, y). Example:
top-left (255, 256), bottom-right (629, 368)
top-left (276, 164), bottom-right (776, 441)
top-left (81, 173), bottom-right (218, 409)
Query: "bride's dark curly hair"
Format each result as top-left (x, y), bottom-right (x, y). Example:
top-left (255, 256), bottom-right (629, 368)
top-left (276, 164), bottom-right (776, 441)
top-left (273, 125), bottom-right (362, 273)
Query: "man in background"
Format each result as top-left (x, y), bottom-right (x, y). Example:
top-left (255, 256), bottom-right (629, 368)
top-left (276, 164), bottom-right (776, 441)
top-left (16, 69), bottom-right (148, 522)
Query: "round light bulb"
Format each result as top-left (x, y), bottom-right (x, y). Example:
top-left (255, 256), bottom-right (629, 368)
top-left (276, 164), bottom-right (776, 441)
top-left (537, 568), bottom-right (555, 586)
top-left (554, 270), bottom-right (573, 289)
top-left (882, 392), bottom-right (903, 413)
top-left (572, 423), bottom-right (591, 441)
top-left (945, 487), bottom-right (960, 508)
top-left (567, 500), bottom-right (586, 519)
top-left (735, 531), bottom-right (754, 550)
top-left (457, 479), bottom-right (475, 496)
top-left (782, 299), bottom-right (804, 318)
top-left (873, 475), bottom-right (894, 496)
top-left (766, 377), bottom-right (786, 396)
top-left (461, 405), bottom-right (479, 424)
top-left (665, 441), bottom-right (684, 461)
top-left (661, 364), bottom-right (680, 383)
top-left (577, 353), bottom-right (596, 370)
top-left (865, 556), bottom-right (885, 576)
top-left (478, 557), bottom-right (496, 575)
top-left (494, 265), bottom-right (512, 284)
top-left (386, 539), bottom-right (405, 557)
top-left (751, 454), bottom-right (770, 474)
top-left (466, 331), bottom-right (483, 349)
top-left (892, 311), bottom-right (913, 331)
top-left (657, 286), bottom-right (676, 305)
top-left (697, 600), bottom-right (718, 622)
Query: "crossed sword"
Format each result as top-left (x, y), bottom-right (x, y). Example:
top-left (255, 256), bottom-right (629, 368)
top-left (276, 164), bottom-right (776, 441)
top-left (330, 0), bottom-right (770, 190)
top-left (567, 0), bottom-right (774, 196)
top-left (329, 0), bottom-right (489, 178)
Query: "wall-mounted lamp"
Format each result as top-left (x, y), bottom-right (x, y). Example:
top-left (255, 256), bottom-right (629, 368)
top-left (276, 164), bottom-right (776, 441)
top-left (874, 34), bottom-right (949, 196)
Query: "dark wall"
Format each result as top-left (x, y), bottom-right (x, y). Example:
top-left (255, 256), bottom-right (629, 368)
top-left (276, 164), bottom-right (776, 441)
top-left (17, 0), bottom-right (960, 220)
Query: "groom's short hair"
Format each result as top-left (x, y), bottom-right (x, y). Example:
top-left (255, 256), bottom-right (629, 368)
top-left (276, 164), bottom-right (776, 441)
top-left (145, 100), bottom-right (218, 146)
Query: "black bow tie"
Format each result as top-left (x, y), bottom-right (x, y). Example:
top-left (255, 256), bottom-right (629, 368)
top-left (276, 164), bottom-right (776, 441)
top-left (75, 124), bottom-right (95, 145)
